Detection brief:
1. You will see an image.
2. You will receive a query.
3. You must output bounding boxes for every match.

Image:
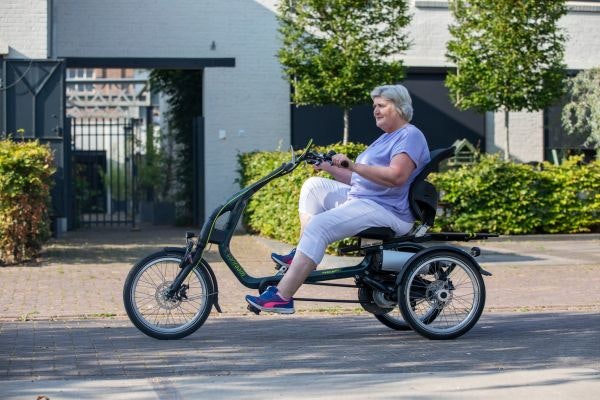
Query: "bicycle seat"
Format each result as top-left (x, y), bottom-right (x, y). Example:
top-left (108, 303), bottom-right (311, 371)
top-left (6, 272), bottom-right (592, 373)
top-left (355, 146), bottom-right (455, 241)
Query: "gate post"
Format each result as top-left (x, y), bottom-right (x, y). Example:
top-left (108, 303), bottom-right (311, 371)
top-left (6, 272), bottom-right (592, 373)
top-left (192, 116), bottom-right (204, 227)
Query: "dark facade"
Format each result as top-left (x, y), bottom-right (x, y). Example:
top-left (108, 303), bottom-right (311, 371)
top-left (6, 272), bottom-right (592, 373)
top-left (291, 69), bottom-right (485, 151)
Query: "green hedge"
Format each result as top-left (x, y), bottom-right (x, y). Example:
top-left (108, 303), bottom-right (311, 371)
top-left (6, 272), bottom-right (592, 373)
top-left (0, 139), bottom-right (55, 264)
top-left (431, 154), bottom-right (600, 234)
top-left (239, 147), bottom-right (599, 246)
top-left (238, 143), bottom-right (366, 249)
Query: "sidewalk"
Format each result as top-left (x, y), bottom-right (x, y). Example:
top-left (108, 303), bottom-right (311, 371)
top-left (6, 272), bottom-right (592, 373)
top-left (0, 226), bottom-right (598, 320)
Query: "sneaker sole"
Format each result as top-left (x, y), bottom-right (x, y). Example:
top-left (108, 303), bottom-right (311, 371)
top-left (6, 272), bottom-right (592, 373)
top-left (246, 299), bottom-right (295, 314)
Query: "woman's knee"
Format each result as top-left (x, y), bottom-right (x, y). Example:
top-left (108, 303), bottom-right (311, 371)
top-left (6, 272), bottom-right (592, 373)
top-left (303, 214), bottom-right (336, 244)
top-left (301, 176), bottom-right (328, 194)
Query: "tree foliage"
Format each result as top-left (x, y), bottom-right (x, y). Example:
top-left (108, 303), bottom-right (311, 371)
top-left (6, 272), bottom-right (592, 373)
top-left (149, 70), bottom-right (203, 224)
top-left (278, 0), bottom-right (411, 143)
top-left (445, 0), bottom-right (567, 113)
top-left (562, 67), bottom-right (600, 155)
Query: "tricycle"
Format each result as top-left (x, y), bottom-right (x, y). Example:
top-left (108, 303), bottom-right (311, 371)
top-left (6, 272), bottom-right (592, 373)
top-left (123, 140), bottom-right (496, 340)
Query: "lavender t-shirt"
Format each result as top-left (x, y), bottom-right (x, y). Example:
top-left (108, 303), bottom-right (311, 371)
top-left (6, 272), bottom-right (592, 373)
top-left (348, 124), bottom-right (430, 223)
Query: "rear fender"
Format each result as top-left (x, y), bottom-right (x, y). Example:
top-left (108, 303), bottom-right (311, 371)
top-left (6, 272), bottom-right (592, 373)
top-left (394, 245), bottom-right (489, 287)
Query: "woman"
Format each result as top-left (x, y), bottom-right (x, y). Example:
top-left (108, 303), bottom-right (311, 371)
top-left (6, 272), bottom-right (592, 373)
top-left (246, 84), bottom-right (430, 314)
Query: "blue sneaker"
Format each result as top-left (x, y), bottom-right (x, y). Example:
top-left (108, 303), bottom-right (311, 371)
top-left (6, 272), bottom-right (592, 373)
top-left (245, 286), bottom-right (295, 314)
top-left (271, 248), bottom-right (296, 269)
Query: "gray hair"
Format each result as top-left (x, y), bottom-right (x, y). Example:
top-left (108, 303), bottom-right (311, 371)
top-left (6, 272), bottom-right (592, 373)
top-left (370, 84), bottom-right (413, 122)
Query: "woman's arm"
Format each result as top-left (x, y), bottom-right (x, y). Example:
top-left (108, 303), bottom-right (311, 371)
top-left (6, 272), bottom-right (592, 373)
top-left (332, 153), bottom-right (416, 187)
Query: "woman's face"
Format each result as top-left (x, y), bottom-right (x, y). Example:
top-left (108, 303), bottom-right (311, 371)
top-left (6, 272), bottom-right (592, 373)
top-left (373, 96), bottom-right (404, 133)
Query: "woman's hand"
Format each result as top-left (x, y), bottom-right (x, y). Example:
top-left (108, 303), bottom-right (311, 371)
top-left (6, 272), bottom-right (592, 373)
top-left (331, 153), bottom-right (354, 170)
top-left (313, 153), bottom-right (353, 185)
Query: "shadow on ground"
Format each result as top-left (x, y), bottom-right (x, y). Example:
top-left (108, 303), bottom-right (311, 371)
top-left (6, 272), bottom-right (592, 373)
top-left (1, 312), bottom-right (598, 380)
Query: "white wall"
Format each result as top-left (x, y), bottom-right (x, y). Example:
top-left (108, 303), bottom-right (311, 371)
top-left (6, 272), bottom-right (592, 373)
top-left (0, 0), bottom-right (48, 58)
top-left (52, 0), bottom-right (290, 217)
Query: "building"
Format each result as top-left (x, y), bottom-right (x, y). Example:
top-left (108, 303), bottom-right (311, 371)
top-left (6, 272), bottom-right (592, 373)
top-left (1, 0), bottom-right (599, 232)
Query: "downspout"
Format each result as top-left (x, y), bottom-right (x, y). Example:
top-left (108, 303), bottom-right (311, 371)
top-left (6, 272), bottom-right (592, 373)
top-left (47, 0), bottom-right (53, 58)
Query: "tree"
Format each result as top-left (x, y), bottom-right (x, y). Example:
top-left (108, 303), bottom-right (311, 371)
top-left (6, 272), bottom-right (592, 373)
top-left (149, 70), bottom-right (203, 224)
top-left (562, 67), bottom-right (600, 157)
top-left (278, 0), bottom-right (411, 144)
top-left (446, 0), bottom-right (567, 159)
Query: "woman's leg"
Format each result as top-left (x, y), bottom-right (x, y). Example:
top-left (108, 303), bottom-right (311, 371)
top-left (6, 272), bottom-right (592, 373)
top-left (277, 199), bottom-right (413, 299)
top-left (276, 251), bottom-right (316, 298)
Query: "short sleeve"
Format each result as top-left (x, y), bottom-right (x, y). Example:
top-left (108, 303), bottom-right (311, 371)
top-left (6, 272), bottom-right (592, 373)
top-left (390, 127), bottom-right (429, 169)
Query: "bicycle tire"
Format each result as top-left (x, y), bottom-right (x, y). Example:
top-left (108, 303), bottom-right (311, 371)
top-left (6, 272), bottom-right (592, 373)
top-left (123, 251), bottom-right (214, 340)
top-left (398, 250), bottom-right (485, 340)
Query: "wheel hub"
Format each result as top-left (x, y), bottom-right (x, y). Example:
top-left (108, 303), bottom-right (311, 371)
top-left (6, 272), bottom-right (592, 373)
top-left (426, 280), bottom-right (453, 304)
top-left (155, 282), bottom-right (181, 310)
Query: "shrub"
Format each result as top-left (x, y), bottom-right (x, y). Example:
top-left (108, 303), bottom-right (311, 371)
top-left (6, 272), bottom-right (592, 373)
top-left (431, 154), bottom-right (599, 234)
top-left (538, 157), bottom-right (600, 233)
top-left (238, 142), bottom-right (367, 249)
top-left (0, 139), bottom-right (55, 264)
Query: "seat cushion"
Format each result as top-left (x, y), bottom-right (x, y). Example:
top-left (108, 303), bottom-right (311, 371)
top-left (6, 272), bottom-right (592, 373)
top-left (355, 227), bottom-right (395, 240)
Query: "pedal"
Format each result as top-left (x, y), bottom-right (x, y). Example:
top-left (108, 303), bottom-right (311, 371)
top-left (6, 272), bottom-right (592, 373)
top-left (275, 265), bottom-right (288, 276)
top-left (247, 304), bottom-right (261, 315)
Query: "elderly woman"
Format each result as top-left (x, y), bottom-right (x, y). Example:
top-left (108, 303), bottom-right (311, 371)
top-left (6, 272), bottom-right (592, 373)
top-left (246, 84), bottom-right (430, 313)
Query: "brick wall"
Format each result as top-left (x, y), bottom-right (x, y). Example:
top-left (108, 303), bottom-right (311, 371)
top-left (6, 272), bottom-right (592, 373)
top-left (0, 0), bottom-right (47, 58)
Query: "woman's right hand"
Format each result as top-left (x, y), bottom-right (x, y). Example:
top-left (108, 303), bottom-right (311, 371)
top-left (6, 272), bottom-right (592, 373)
top-left (313, 162), bottom-right (328, 172)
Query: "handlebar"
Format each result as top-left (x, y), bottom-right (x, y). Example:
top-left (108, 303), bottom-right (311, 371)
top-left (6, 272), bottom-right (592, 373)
top-left (303, 150), bottom-right (349, 168)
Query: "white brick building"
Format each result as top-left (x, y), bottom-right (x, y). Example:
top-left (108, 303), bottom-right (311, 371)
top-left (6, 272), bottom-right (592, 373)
top-left (1, 0), bottom-right (599, 225)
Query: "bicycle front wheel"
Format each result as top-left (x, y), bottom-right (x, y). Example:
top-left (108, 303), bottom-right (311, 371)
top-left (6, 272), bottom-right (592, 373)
top-left (123, 251), bottom-right (214, 340)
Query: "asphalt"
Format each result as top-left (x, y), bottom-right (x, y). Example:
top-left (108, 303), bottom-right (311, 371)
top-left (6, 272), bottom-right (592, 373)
top-left (0, 226), bottom-right (599, 399)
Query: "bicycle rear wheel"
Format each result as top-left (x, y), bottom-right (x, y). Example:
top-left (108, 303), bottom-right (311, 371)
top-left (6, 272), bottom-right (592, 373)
top-left (123, 251), bottom-right (214, 340)
top-left (398, 251), bottom-right (485, 340)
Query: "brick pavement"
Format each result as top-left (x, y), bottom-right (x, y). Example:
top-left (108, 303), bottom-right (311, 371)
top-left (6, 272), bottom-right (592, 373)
top-left (0, 226), bottom-right (599, 321)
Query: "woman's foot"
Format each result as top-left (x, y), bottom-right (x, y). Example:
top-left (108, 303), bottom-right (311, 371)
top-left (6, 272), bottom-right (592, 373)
top-left (245, 286), bottom-right (295, 314)
top-left (271, 248), bottom-right (296, 269)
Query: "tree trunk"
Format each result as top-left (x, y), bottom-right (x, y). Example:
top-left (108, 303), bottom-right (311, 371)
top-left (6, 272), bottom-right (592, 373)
top-left (504, 109), bottom-right (510, 161)
top-left (343, 108), bottom-right (350, 144)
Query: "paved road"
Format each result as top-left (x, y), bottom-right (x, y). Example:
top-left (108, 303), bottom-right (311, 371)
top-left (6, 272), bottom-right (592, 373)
top-left (0, 227), bottom-right (599, 398)
top-left (1, 313), bottom-right (599, 399)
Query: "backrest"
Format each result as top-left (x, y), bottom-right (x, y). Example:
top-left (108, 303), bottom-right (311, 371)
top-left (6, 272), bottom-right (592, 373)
top-left (408, 147), bottom-right (455, 227)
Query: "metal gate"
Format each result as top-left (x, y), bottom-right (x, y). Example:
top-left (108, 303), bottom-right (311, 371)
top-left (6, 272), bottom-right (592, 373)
top-left (70, 117), bottom-right (140, 227)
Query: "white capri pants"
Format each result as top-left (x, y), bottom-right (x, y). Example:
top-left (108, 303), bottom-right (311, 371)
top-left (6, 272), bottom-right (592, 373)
top-left (297, 177), bottom-right (413, 265)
